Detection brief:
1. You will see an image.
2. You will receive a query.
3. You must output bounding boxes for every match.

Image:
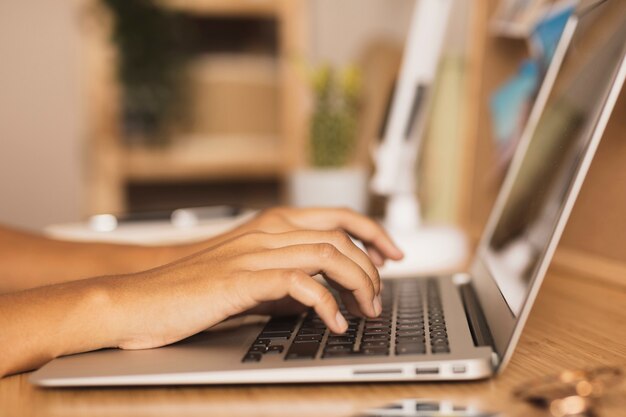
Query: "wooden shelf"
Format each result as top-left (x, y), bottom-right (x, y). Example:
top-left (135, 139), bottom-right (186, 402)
top-left (123, 136), bottom-right (283, 182)
top-left (157, 0), bottom-right (280, 17)
top-left (81, 0), bottom-right (308, 214)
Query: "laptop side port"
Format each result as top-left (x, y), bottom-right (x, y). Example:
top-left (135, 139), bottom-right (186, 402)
top-left (415, 367), bottom-right (439, 375)
top-left (353, 368), bottom-right (403, 376)
top-left (452, 365), bottom-right (467, 374)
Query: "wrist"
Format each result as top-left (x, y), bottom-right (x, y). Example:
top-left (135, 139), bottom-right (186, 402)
top-left (84, 274), bottom-right (146, 351)
top-left (44, 279), bottom-right (123, 359)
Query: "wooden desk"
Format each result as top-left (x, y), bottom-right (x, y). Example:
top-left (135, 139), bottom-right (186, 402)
top-left (2, 267), bottom-right (625, 417)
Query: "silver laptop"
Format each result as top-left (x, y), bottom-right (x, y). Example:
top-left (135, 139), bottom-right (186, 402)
top-left (31, 0), bottom-right (626, 386)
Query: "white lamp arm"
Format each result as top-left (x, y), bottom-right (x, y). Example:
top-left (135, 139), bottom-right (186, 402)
top-left (371, 0), bottom-right (453, 198)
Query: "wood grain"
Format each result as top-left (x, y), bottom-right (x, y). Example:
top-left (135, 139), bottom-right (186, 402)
top-left (2, 268), bottom-right (625, 417)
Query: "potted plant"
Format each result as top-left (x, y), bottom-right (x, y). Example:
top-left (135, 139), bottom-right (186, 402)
top-left (101, 0), bottom-right (189, 146)
top-left (288, 64), bottom-right (369, 212)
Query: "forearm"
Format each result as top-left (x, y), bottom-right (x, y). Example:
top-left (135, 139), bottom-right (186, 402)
top-left (0, 278), bottom-right (121, 378)
top-left (0, 226), bottom-right (208, 293)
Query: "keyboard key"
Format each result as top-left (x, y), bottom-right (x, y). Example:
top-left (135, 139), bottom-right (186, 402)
top-left (286, 342), bottom-right (319, 360)
top-left (432, 345), bottom-right (450, 354)
top-left (398, 313), bottom-right (423, 320)
top-left (366, 317), bottom-right (390, 323)
top-left (294, 335), bottom-right (323, 343)
top-left (262, 329), bottom-right (291, 336)
top-left (249, 346), bottom-right (267, 353)
top-left (324, 344), bottom-right (353, 352)
top-left (396, 336), bottom-right (425, 344)
top-left (363, 328), bottom-right (390, 336)
top-left (259, 331), bottom-right (291, 340)
top-left (362, 334), bottom-right (390, 342)
top-left (397, 323), bottom-right (423, 330)
top-left (398, 307), bottom-right (421, 313)
top-left (397, 329), bottom-right (425, 337)
top-left (266, 345), bottom-right (284, 354)
top-left (400, 318), bottom-right (423, 325)
top-left (327, 336), bottom-right (355, 345)
top-left (298, 327), bottom-right (325, 336)
top-left (360, 347), bottom-right (388, 356)
top-left (361, 341), bottom-right (389, 349)
top-left (364, 322), bottom-right (391, 330)
top-left (396, 343), bottom-right (426, 355)
top-left (252, 339), bottom-right (270, 348)
top-left (431, 337), bottom-right (448, 346)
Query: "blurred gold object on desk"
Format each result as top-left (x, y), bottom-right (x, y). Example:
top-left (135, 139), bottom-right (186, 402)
top-left (514, 366), bottom-right (626, 417)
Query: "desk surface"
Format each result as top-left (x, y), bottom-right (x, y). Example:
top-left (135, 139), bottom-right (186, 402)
top-left (2, 267), bottom-right (625, 417)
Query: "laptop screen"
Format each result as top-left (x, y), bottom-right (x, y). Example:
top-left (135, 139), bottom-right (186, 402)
top-left (483, 0), bottom-right (626, 316)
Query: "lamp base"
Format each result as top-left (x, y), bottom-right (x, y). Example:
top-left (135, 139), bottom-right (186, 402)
top-left (379, 225), bottom-right (469, 278)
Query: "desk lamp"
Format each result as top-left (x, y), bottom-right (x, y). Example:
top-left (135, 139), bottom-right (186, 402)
top-left (372, 0), bottom-right (468, 277)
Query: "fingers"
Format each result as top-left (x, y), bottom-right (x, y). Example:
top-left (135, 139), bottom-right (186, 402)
top-left (339, 291), bottom-right (367, 318)
top-left (255, 230), bottom-right (380, 295)
top-left (365, 243), bottom-right (385, 267)
top-left (291, 208), bottom-right (404, 262)
top-left (243, 269), bottom-right (348, 334)
top-left (331, 208), bottom-right (404, 261)
top-left (241, 244), bottom-right (379, 318)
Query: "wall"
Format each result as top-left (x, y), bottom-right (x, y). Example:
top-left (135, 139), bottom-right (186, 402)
top-left (309, 0), bottom-right (414, 66)
top-left (0, 1), bottom-right (85, 231)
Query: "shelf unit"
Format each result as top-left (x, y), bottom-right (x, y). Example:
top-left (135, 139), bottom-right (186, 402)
top-left (80, 0), bottom-right (308, 214)
top-left (158, 0), bottom-right (281, 16)
top-left (123, 136), bottom-right (283, 182)
top-left (459, 0), bottom-right (626, 282)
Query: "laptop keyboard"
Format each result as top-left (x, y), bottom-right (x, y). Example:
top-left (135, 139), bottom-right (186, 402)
top-left (242, 279), bottom-right (450, 363)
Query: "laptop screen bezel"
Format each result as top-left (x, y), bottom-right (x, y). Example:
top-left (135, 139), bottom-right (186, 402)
top-left (467, 1), bottom-right (626, 371)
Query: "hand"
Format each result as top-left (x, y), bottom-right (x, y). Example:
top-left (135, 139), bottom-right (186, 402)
top-left (106, 229), bottom-right (386, 351)
top-left (215, 207), bottom-right (404, 267)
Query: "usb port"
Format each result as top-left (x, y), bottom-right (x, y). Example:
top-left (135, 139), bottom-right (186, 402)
top-left (415, 367), bottom-right (439, 375)
top-left (452, 365), bottom-right (466, 374)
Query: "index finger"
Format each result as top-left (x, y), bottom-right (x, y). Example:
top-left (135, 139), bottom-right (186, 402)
top-left (295, 208), bottom-right (404, 261)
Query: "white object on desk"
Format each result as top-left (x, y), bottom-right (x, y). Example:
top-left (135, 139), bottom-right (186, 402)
top-left (46, 211), bottom-right (256, 245)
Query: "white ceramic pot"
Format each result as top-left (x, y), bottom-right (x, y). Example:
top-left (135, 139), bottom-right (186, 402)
top-left (287, 167), bottom-right (369, 213)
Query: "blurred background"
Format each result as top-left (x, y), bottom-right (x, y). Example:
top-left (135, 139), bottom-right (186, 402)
top-left (3, 0), bottom-right (626, 283)
top-left (0, 0), bottom-right (475, 232)
top-left (4, 0), bottom-right (615, 256)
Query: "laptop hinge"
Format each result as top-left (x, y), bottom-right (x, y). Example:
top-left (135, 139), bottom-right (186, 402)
top-left (458, 282), bottom-right (497, 356)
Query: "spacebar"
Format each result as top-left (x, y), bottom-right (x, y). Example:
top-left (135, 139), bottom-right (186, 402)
top-left (285, 342), bottom-right (319, 360)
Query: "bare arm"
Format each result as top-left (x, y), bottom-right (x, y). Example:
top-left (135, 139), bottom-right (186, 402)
top-left (0, 278), bottom-right (117, 376)
top-left (0, 226), bottom-right (207, 293)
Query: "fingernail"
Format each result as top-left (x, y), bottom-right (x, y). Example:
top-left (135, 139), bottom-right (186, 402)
top-left (335, 311), bottom-right (348, 332)
top-left (373, 295), bottom-right (382, 316)
top-left (393, 245), bottom-right (405, 258)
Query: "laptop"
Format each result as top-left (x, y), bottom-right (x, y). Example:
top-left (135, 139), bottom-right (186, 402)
top-left (31, 0), bottom-right (626, 386)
